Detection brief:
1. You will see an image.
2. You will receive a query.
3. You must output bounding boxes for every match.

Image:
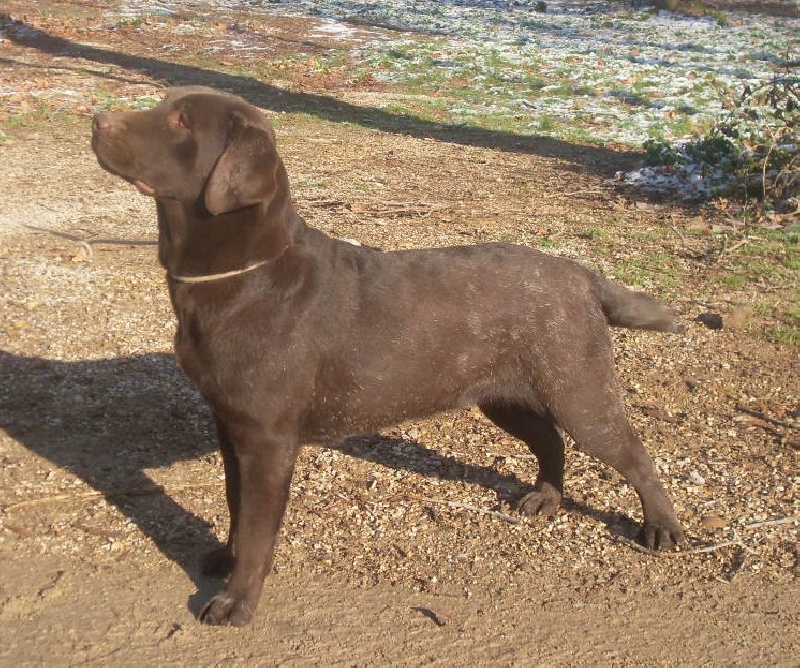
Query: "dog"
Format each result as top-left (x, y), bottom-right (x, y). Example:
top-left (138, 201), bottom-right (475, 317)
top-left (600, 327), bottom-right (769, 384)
top-left (92, 86), bottom-right (685, 627)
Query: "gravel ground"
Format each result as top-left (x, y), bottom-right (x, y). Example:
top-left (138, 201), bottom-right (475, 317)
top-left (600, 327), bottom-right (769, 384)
top-left (0, 2), bottom-right (797, 664)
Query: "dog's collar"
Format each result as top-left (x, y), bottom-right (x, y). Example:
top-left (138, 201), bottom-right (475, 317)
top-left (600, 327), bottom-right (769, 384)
top-left (169, 259), bottom-right (268, 284)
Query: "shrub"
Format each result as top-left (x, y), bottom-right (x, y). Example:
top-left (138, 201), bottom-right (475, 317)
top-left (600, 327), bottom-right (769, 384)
top-left (644, 62), bottom-right (798, 215)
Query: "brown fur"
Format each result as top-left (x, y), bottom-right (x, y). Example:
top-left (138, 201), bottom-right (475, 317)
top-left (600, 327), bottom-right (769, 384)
top-left (92, 86), bottom-right (685, 627)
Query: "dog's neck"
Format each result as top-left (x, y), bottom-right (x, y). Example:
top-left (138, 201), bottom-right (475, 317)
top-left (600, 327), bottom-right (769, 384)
top-left (156, 197), bottom-right (306, 281)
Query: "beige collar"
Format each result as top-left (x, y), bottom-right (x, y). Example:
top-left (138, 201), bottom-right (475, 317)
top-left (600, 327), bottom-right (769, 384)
top-left (169, 259), bottom-right (268, 284)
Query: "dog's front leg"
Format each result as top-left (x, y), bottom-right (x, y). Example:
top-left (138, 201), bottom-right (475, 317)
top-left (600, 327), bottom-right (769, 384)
top-left (200, 423), bottom-right (300, 627)
top-left (201, 417), bottom-right (240, 578)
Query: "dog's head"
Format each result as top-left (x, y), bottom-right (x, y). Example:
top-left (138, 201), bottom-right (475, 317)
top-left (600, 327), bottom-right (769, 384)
top-left (91, 86), bottom-right (284, 215)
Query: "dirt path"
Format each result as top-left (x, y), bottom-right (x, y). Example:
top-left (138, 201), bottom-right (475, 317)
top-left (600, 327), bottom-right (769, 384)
top-left (1, 3), bottom-right (797, 665)
top-left (2, 551), bottom-right (796, 666)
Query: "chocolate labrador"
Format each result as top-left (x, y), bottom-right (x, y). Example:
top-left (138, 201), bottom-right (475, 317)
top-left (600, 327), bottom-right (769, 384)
top-left (92, 86), bottom-right (685, 627)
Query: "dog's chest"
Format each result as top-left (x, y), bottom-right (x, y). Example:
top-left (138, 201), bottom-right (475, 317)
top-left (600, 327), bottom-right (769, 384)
top-left (168, 295), bottom-right (228, 396)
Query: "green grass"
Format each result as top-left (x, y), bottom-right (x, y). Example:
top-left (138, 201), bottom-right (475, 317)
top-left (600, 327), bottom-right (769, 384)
top-left (1, 103), bottom-right (78, 141)
top-left (611, 253), bottom-right (686, 291)
top-left (768, 323), bottom-right (799, 345)
top-left (710, 231), bottom-right (799, 343)
top-left (713, 273), bottom-right (748, 288)
top-left (575, 227), bottom-right (611, 243)
top-left (717, 233), bottom-right (799, 286)
top-left (755, 300), bottom-right (800, 344)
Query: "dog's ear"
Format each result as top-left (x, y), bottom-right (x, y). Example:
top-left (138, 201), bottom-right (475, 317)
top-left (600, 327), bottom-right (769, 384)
top-left (205, 112), bottom-right (280, 215)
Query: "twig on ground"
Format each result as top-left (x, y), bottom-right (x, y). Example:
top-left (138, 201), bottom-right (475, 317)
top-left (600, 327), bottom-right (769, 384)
top-left (735, 405), bottom-right (798, 430)
top-left (1, 481), bottom-right (223, 513)
top-left (684, 538), bottom-right (759, 555)
top-left (614, 536), bottom-right (753, 557)
top-left (611, 535), bottom-right (661, 555)
top-left (1, 519), bottom-right (33, 538)
top-left (299, 198), bottom-right (448, 217)
top-left (297, 198), bottom-right (346, 209)
top-left (741, 515), bottom-right (799, 530)
top-left (357, 201), bottom-right (449, 217)
top-left (484, 451), bottom-right (539, 460)
top-left (543, 188), bottom-right (607, 199)
top-left (2, 487), bottom-right (162, 512)
top-left (721, 237), bottom-right (750, 257)
top-left (670, 221), bottom-right (689, 246)
top-left (73, 522), bottom-right (125, 540)
top-left (611, 516), bottom-right (798, 557)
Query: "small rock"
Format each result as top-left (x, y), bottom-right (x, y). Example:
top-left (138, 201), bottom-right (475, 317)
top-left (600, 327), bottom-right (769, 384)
top-left (689, 470), bottom-right (706, 485)
top-left (696, 312), bottom-right (723, 330)
top-left (700, 514), bottom-right (728, 530)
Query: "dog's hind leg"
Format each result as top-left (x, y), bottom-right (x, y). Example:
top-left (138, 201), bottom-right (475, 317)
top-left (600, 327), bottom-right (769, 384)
top-left (548, 380), bottom-right (684, 551)
top-left (479, 402), bottom-right (564, 517)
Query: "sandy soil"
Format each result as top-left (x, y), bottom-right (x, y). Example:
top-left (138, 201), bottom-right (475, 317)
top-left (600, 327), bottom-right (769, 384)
top-left (0, 2), bottom-right (797, 665)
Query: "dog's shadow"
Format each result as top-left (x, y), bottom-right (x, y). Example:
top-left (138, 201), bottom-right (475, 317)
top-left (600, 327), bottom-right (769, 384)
top-left (332, 435), bottom-right (642, 540)
top-left (0, 350), bottom-right (225, 609)
top-left (0, 350), bottom-right (642, 611)
top-left (333, 433), bottom-right (530, 505)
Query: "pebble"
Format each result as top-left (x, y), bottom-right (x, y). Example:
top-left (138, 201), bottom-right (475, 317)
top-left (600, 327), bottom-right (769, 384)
top-left (689, 470), bottom-right (706, 485)
top-left (696, 312), bottom-right (723, 330)
top-left (700, 514), bottom-right (728, 530)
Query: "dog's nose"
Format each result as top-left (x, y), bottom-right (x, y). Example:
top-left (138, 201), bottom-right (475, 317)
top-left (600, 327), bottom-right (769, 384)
top-left (92, 111), bottom-right (115, 134)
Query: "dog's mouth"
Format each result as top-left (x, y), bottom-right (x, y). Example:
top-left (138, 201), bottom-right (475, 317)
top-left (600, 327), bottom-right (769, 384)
top-left (92, 135), bottom-right (157, 198)
top-left (129, 179), bottom-right (156, 197)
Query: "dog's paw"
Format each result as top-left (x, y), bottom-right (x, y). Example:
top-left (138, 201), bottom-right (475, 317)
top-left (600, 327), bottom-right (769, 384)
top-left (200, 592), bottom-right (254, 627)
top-left (639, 521), bottom-right (685, 551)
top-left (202, 546), bottom-right (235, 578)
top-left (515, 483), bottom-right (561, 517)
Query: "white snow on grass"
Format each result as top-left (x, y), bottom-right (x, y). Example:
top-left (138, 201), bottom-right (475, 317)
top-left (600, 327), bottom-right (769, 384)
top-left (113, 1), bottom-right (795, 146)
top-left (103, 1), bottom-right (799, 200)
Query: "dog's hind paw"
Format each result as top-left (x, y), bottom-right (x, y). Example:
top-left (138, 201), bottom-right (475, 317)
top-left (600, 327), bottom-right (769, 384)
top-left (639, 521), bottom-right (685, 551)
top-left (515, 483), bottom-right (561, 517)
top-left (200, 593), bottom-right (254, 627)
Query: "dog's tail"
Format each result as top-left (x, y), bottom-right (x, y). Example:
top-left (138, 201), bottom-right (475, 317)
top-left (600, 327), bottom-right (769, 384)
top-left (591, 272), bottom-right (685, 333)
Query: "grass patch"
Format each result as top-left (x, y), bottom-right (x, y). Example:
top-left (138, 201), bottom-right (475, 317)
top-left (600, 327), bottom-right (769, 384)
top-left (767, 323), bottom-right (799, 345)
top-left (0, 102), bottom-right (80, 141)
top-left (611, 253), bottom-right (686, 292)
top-left (755, 300), bottom-right (800, 345)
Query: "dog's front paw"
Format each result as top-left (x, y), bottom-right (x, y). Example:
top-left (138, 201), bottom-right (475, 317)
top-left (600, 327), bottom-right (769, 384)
top-left (200, 592), bottom-right (254, 627)
top-left (516, 483), bottom-right (561, 517)
top-left (639, 520), bottom-right (685, 551)
top-left (202, 546), bottom-right (235, 578)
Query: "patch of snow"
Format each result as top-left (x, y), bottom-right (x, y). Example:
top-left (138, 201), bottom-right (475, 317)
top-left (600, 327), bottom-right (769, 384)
top-left (53, 1), bottom-right (800, 199)
top-left (310, 18), bottom-right (359, 38)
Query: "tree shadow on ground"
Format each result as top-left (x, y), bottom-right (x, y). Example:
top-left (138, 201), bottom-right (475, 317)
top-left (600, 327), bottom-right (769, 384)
top-left (1, 350), bottom-right (645, 605)
top-left (0, 12), bottom-right (642, 178)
